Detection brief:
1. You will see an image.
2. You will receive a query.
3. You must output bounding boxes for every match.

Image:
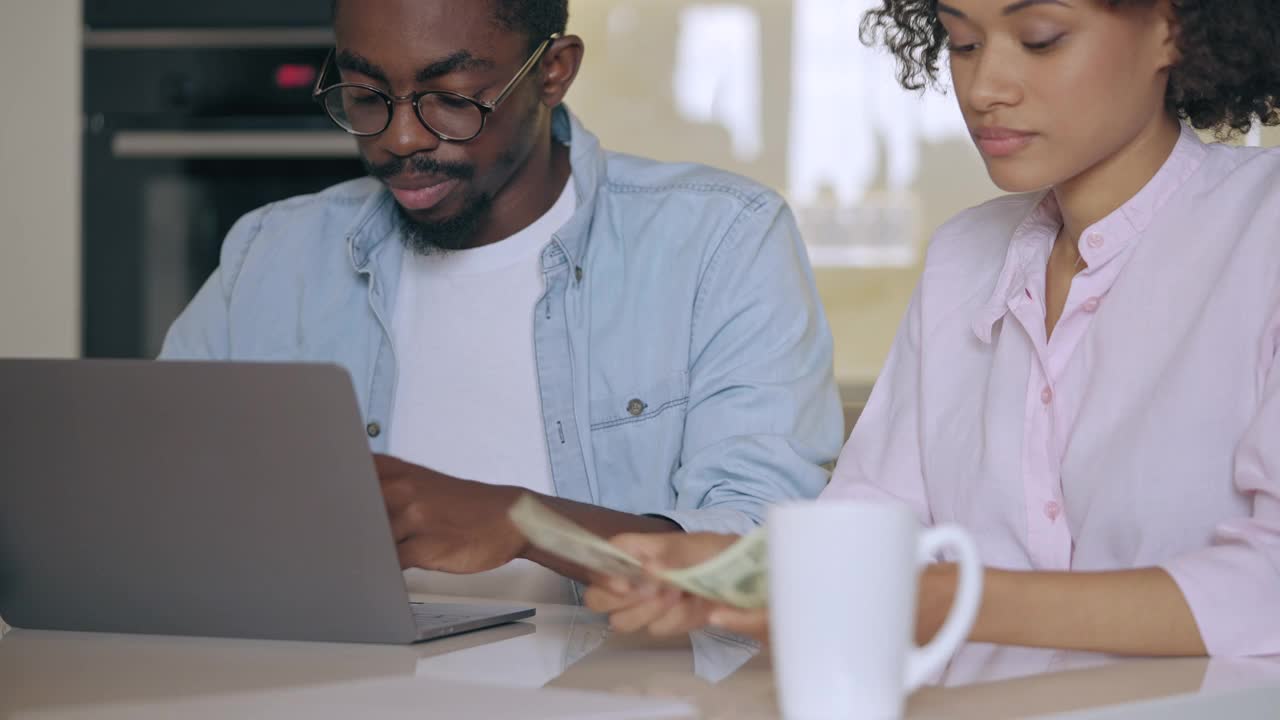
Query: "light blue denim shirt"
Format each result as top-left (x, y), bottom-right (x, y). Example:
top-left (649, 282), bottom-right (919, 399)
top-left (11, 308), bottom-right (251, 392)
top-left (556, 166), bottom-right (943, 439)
top-left (161, 107), bottom-right (843, 537)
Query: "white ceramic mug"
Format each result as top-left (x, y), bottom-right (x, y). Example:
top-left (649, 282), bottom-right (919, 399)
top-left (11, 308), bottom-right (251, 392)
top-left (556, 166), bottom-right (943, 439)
top-left (767, 500), bottom-right (983, 720)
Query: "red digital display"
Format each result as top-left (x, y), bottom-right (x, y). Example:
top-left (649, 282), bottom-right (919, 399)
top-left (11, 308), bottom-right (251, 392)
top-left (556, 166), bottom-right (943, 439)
top-left (275, 64), bottom-right (318, 90)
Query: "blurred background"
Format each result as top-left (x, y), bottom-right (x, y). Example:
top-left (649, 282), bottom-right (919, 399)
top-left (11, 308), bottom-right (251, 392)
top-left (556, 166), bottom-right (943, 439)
top-left (2, 0), bottom-right (1277, 391)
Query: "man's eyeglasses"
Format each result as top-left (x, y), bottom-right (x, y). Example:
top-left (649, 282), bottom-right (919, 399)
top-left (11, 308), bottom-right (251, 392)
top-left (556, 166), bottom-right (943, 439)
top-left (313, 35), bottom-right (559, 143)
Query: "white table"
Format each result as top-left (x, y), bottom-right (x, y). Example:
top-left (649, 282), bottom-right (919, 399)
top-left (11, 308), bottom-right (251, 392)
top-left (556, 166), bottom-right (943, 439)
top-left (2, 594), bottom-right (1278, 719)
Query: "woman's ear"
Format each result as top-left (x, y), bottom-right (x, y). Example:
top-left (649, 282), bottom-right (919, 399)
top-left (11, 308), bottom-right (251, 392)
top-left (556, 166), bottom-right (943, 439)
top-left (1153, 0), bottom-right (1181, 72)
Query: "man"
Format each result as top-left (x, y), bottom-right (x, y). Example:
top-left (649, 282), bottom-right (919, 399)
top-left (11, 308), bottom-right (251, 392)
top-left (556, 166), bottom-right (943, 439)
top-left (161, 0), bottom-right (842, 604)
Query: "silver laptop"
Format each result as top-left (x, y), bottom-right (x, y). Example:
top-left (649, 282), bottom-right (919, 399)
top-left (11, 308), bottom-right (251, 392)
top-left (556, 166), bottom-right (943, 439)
top-left (0, 359), bottom-right (534, 644)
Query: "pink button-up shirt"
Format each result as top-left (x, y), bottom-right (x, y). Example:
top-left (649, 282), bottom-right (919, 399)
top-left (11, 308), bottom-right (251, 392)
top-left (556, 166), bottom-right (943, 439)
top-left (824, 127), bottom-right (1280, 657)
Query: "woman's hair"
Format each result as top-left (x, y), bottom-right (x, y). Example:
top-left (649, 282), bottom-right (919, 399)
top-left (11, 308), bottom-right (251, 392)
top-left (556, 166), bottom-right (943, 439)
top-left (860, 1), bottom-right (1280, 135)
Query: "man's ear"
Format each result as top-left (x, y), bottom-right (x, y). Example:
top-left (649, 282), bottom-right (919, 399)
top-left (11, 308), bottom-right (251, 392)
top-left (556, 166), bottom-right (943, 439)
top-left (538, 35), bottom-right (585, 108)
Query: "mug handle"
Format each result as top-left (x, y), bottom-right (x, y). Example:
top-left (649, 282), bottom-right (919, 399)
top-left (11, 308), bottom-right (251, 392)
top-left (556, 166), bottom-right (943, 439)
top-left (903, 524), bottom-right (983, 691)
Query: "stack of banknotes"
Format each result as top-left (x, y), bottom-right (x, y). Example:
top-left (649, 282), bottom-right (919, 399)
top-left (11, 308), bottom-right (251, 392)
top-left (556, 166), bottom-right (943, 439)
top-left (508, 495), bottom-right (767, 609)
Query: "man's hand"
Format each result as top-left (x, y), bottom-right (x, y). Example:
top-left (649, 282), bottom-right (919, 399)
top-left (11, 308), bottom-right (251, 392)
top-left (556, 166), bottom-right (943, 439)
top-left (375, 454), bottom-right (528, 574)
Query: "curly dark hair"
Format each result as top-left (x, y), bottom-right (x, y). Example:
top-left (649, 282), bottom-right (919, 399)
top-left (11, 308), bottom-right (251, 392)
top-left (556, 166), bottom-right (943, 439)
top-left (333, 0), bottom-right (568, 52)
top-left (860, 1), bottom-right (1280, 134)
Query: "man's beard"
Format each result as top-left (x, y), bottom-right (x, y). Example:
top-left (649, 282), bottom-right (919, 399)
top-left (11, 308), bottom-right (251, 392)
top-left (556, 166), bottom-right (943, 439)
top-left (395, 193), bottom-right (493, 255)
top-left (361, 152), bottom-right (490, 255)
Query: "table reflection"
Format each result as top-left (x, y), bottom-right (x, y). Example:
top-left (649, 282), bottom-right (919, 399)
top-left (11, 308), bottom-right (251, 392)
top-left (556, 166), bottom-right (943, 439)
top-left (3, 595), bottom-right (1277, 720)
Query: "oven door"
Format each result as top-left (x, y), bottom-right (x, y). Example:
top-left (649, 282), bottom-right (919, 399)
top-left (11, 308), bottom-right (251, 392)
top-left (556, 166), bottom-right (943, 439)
top-left (83, 122), bottom-right (364, 358)
top-left (84, 0), bottom-right (333, 29)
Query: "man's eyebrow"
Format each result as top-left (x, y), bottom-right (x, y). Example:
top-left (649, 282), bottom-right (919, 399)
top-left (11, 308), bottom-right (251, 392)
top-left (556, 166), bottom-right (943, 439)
top-left (415, 51), bottom-right (495, 83)
top-left (335, 50), bottom-right (387, 84)
top-left (334, 49), bottom-right (496, 86)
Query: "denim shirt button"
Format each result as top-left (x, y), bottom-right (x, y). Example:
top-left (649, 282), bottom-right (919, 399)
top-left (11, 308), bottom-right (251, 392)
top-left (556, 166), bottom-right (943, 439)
top-left (627, 399), bottom-right (647, 417)
top-left (366, 421), bottom-right (382, 438)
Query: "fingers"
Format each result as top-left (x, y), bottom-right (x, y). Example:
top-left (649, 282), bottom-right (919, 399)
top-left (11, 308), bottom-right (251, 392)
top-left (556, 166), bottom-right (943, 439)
top-left (598, 587), bottom-right (718, 637)
top-left (708, 607), bottom-right (770, 642)
top-left (376, 463), bottom-right (423, 531)
top-left (606, 587), bottom-right (685, 633)
top-left (646, 595), bottom-right (716, 636)
top-left (609, 533), bottom-right (678, 565)
top-left (381, 479), bottom-right (412, 515)
top-left (395, 537), bottom-right (470, 573)
top-left (396, 538), bottom-right (430, 571)
top-left (583, 582), bottom-right (659, 614)
top-left (373, 453), bottom-right (411, 477)
top-left (667, 533), bottom-right (740, 566)
top-left (374, 455), bottom-right (414, 508)
top-left (589, 533), bottom-right (745, 637)
top-left (387, 506), bottom-right (420, 543)
top-left (610, 532), bottom-right (739, 571)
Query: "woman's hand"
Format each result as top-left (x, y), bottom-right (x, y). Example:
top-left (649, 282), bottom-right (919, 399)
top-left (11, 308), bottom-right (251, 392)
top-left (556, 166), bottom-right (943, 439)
top-left (582, 532), bottom-right (770, 642)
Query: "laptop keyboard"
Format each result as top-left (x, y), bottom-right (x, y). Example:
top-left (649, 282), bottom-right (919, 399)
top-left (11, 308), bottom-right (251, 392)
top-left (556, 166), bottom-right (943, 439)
top-left (406, 601), bottom-right (535, 641)
top-left (409, 603), bottom-right (487, 629)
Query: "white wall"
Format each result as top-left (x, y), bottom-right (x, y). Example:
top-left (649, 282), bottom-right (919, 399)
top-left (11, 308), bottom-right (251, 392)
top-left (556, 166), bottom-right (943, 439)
top-left (0, 0), bottom-right (81, 357)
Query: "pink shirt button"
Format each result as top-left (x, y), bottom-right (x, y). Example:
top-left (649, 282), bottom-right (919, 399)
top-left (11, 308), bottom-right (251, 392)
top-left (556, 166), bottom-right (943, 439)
top-left (1041, 386), bottom-right (1054, 405)
top-left (1087, 233), bottom-right (1105, 249)
top-left (1044, 501), bottom-right (1062, 521)
top-left (1083, 297), bottom-right (1101, 313)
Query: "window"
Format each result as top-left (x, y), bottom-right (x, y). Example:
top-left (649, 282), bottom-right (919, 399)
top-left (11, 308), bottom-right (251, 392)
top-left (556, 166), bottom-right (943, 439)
top-left (570, 0), bottom-right (1280, 389)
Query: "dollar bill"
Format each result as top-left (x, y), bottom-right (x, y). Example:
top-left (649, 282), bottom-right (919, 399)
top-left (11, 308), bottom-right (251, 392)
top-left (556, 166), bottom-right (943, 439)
top-left (658, 528), bottom-right (768, 610)
top-left (507, 496), bottom-right (769, 609)
top-left (508, 495), bottom-right (648, 581)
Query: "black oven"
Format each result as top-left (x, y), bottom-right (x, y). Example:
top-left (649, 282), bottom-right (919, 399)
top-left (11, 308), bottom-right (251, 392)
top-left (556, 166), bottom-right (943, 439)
top-left (85, 0), bottom-right (332, 29)
top-left (83, 2), bottom-right (364, 358)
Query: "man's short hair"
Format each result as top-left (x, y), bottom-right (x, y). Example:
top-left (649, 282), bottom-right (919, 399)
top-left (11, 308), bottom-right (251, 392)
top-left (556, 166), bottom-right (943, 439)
top-left (494, 0), bottom-right (569, 49)
top-left (333, 1), bottom-right (569, 50)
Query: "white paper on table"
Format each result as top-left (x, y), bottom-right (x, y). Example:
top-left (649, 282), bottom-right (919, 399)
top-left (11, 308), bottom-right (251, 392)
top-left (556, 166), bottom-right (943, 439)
top-left (1036, 685), bottom-right (1280, 720)
top-left (15, 675), bottom-right (697, 720)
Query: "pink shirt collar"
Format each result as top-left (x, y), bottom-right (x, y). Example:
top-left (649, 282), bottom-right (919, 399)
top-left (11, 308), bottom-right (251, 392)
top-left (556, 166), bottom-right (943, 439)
top-left (973, 125), bottom-right (1209, 344)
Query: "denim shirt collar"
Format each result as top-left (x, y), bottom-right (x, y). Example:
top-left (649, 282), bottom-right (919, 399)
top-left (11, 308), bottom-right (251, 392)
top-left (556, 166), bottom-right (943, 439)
top-left (343, 105), bottom-right (605, 274)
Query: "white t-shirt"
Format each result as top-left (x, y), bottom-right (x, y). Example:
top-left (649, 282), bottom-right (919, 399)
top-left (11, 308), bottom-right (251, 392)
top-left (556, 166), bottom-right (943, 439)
top-left (388, 179), bottom-right (577, 605)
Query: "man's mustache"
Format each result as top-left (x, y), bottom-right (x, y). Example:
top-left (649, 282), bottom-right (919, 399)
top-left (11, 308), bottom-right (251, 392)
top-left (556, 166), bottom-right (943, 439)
top-left (362, 153), bottom-right (474, 182)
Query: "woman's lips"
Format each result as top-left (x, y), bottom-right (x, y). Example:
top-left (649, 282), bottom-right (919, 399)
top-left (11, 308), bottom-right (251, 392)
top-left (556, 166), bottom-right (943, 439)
top-left (973, 128), bottom-right (1037, 158)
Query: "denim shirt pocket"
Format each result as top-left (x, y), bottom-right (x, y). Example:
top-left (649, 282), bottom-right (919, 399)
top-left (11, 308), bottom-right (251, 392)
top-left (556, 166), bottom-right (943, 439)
top-left (589, 372), bottom-right (691, 431)
top-left (588, 372), bottom-right (690, 511)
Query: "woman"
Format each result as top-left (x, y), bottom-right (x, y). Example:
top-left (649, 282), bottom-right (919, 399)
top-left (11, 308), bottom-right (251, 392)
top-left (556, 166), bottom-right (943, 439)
top-left (585, 0), bottom-right (1280, 658)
